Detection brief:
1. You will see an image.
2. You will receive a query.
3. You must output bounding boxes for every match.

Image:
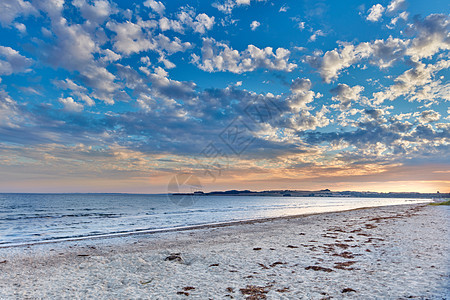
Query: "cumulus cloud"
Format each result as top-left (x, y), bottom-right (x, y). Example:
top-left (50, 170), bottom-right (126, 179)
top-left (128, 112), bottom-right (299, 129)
top-left (107, 21), bottom-right (155, 55)
top-left (213, 0), bottom-right (264, 14)
top-left (372, 59), bottom-right (450, 104)
top-left (331, 84), bottom-right (364, 110)
top-left (367, 4), bottom-right (385, 22)
top-left (58, 97), bottom-right (84, 112)
top-left (287, 78), bottom-right (314, 112)
top-left (386, 0), bottom-right (407, 13)
top-left (160, 9), bottom-right (215, 34)
top-left (369, 36), bottom-right (409, 68)
top-left (193, 13), bottom-right (215, 34)
top-left (307, 43), bottom-right (372, 83)
top-left (417, 110), bottom-right (441, 123)
top-left (308, 37), bottom-right (409, 82)
top-left (250, 20), bottom-right (260, 31)
top-left (193, 38), bottom-right (297, 73)
top-left (73, 0), bottom-right (116, 25)
top-left (0, 46), bottom-right (32, 75)
top-left (309, 30), bottom-right (325, 42)
top-left (144, 0), bottom-right (165, 15)
top-left (0, 0), bottom-right (38, 27)
top-left (407, 14), bottom-right (450, 60)
top-left (53, 78), bottom-right (95, 106)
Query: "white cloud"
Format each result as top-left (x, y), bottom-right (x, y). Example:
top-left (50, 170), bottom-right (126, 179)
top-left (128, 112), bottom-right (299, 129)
top-left (390, 11), bottom-right (409, 27)
top-left (407, 14), bottom-right (450, 60)
top-left (279, 5), bottom-right (289, 12)
top-left (309, 30), bottom-right (325, 42)
top-left (287, 78), bottom-right (315, 112)
top-left (308, 37), bottom-right (409, 82)
top-left (331, 84), bottom-right (364, 110)
top-left (59, 97), bottom-right (84, 112)
top-left (369, 36), bottom-right (409, 68)
top-left (367, 4), bottom-right (385, 22)
top-left (417, 110), bottom-right (441, 123)
top-left (0, 46), bottom-right (32, 75)
top-left (193, 13), bottom-right (215, 34)
top-left (250, 20), bottom-right (260, 31)
top-left (291, 106), bottom-right (330, 131)
top-left (101, 49), bottom-right (121, 62)
top-left (213, 0), bottom-right (264, 14)
top-left (372, 59), bottom-right (450, 105)
top-left (153, 34), bottom-right (192, 54)
top-left (0, 89), bottom-right (22, 127)
top-left (53, 79), bottom-right (95, 106)
top-left (13, 22), bottom-right (26, 33)
top-left (159, 17), bottom-right (182, 32)
top-left (0, 0), bottom-right (38, 27)
top-left (73, 0), bottom-right (116, 24)
top-left (307, 42), bottom-right (373, 83)
top-left (47, 18), bottom-right (99, 70)
top-left (194, 38), bottom-right (297, 73)
top-left (159, 10), bottom-right (215, 35)
top-left (107, 21), bottom-right (154, 55)
top-left (386, 0), bottom-right (407, 13)
top-left (144, 0), bottom-right (165, 15)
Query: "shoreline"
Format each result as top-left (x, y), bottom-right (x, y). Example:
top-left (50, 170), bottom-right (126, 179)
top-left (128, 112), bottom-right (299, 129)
top-left (0, 202), bottom-right (430, 249)
top-left (1, 203), bottom-right (448, 299)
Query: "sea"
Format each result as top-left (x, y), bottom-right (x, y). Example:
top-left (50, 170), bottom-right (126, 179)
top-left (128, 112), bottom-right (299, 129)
top-left (0, 193), bottom-right (431, 247)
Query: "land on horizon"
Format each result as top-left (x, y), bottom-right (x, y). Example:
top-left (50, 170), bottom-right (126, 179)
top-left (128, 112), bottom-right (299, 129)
top-left (174, 189), bottom-right (449, 198)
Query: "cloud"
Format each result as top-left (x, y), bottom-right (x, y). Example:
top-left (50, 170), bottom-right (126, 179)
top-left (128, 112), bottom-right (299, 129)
top-left (72, 0), bottom-right (116, 25)
top-left (386, 0), bottom-right (407, 13)
top-left (417, 110), bottom-right (441, 123)
top-left (279, 5), bottom-right (289, 13)
top-left (407, 14), bottom-right (450, 60)
top-left (287, 78), bottom-right (314, 112)
top-left (250, 20), bottom-right (260, 31)
top-left (308, 37), bottom-right (409, 82)
top-left (193, 38), bottom-right (297, 73)
top-left (372, 59), bottom-right (450, 104)
top-left (0, 0), bottom-right (38, 27)
top-left (0, 46), bottom-right (32, 75)
top-left (14, 22), bottom-right (26, 33)
top-left (144, 0), bottom-right (165, 15)
top-left (107, 21), bottom-right (155, 55)
top-left (160, 9), bottom-right (215, 34)
top-left (193, 13), bottom-right (215, 34)
top-left (307, 42), bottom-right (372, 83)
top-left (213, 0), bottom-right (264, 14)
top-left (369, 36), bottom-right (409, 68)
top-left (53, 78), bottom-right (95, 106)
top-left (58, 97), bottom-right (84, 112)
top-left (330, 84), bottom-right (364, 110)
top-left (367, 4), bottom-right (385, 22)
top-left (0, 89), bottom-right (23, 127)
top-left (309, 30), bottom-right (325, 42)
top-left (389, 11), bottom-right (409, 27)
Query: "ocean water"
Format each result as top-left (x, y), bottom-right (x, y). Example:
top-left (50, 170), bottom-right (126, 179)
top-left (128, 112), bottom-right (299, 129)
top-left (0, 194), bottom-right (430, 247)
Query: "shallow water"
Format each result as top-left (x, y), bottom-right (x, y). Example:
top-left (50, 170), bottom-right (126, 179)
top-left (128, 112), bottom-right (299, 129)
top-left (0, 193), bottom-right (430, 246)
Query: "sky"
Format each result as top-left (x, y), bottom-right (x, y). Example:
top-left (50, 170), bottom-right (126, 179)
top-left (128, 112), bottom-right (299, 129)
top-left (0, 0), bottom-right (449, 193)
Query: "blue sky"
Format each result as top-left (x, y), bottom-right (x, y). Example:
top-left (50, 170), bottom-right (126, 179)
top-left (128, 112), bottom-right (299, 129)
top-left (0, 0), bottom-right (449, 193)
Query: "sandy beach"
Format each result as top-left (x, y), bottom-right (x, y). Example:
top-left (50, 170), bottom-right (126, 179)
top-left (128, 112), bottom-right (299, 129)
top-left (0, 203), bottom-right (449, 299)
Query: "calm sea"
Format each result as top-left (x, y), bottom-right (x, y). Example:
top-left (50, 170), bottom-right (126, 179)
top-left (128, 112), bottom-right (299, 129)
top-left (0, 194), bottom-right (430, 247)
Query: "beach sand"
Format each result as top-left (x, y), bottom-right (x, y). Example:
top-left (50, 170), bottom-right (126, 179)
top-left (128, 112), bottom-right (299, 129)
top-left (0, 204), bottom-right (449, 299)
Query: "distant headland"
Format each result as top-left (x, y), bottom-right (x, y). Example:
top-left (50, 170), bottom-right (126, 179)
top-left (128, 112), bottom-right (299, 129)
top-left (173, 189), bottom-right (449, 199)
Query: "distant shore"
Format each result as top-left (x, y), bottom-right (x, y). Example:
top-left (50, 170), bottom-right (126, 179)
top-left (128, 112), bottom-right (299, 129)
top-left (1, 203), bottom-right (448, 298)
top-left (173, 188), bottom-right (449, 199)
